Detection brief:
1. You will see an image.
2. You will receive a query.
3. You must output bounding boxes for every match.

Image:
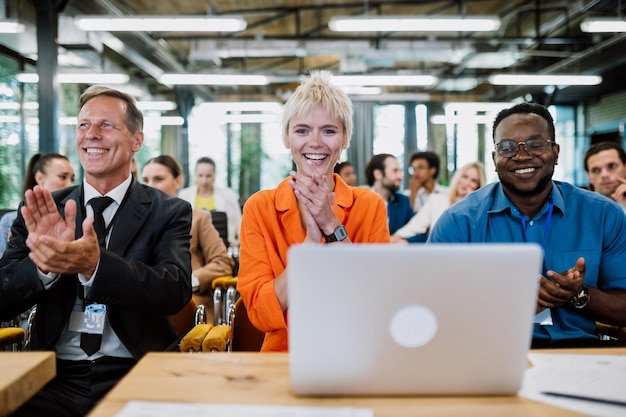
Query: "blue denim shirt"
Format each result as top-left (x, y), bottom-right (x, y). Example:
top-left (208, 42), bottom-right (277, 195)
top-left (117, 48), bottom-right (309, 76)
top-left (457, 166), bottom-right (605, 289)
top-left (386, 192), bottom-right (414, 235)
top-left (428, 181), bottom-right (626, 342)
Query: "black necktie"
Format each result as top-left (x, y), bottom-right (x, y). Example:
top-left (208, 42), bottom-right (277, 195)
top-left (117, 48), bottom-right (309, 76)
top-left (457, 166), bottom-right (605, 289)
top-left (89, 196), bottom-right (114, 247)
top-left (80, 196), bottom-right (114, 356)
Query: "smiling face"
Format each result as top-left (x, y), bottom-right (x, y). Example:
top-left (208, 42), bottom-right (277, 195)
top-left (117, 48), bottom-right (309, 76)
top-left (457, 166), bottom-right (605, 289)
top-left (492, 112), bottom-right (559, 199)
top-left (76, 95), bottom-right (143, 191)
top-left (288, 105), bottom-right (345, 179)
top-left (455, 166), bottom-right (481, 199)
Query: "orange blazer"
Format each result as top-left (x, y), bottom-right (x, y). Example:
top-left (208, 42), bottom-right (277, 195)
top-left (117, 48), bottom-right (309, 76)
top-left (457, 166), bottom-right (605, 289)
top-left (238, 174), bottom-right (390, 352)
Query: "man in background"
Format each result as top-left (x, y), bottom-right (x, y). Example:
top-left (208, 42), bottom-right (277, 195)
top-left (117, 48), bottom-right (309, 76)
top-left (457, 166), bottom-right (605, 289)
top-left (365, 154), bottom-right (416, 238)
top-left (404, 151), bottom-right (448, 212)
top-left (584, 141), bottom-right (626, 212)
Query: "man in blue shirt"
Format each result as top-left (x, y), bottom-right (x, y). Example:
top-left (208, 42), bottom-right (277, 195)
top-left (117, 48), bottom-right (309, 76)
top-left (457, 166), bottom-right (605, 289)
top-left (428, 102), bottom-right (626, 347)
top-left (366, 154), bottom-right (425, 242)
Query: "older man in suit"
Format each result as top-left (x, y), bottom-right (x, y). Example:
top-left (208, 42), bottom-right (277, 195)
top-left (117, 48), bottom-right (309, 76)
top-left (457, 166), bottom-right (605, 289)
top-left (0, 86), bottom-right (192, 417)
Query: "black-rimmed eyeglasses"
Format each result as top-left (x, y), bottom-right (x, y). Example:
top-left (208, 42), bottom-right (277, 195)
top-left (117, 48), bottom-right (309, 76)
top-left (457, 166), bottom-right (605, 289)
top-left (494, 139), bottom-right (554, 158)
top-left (408, 165), bottom-right (429, 175)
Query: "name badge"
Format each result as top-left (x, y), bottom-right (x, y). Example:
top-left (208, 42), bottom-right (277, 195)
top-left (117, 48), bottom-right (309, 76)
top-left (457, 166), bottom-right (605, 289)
top-left (68, 303), bottom-right (107, 334)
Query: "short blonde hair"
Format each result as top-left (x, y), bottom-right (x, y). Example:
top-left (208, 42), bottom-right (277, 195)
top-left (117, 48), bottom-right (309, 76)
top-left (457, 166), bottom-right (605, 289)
top-left (448, 161), bottom-right (487, 204)
top-left (282, 71), bottom-right (353, 149)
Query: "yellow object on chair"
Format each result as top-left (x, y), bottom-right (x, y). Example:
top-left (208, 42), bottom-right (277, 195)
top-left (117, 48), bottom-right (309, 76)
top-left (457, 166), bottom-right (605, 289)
top-left (202, 325), bottom-right (231, 352)
top-left (0, 327), bottom-right (25, 351)
top-left (179, 324), bottom-right (213, 352)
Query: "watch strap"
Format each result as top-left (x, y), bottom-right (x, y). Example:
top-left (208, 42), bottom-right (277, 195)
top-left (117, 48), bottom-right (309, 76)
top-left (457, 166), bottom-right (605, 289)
top-left (323, 225), bottom-right (347, 243)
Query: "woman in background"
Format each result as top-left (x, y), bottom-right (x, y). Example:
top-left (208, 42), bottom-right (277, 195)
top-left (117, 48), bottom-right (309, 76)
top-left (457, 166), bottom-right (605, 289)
top-left (334, 161), bottom-right (357, 186)
top-left (0, 153), bottom-right (74, 256)
top-left (141, 155), bottom-right (234, 325)
top-left (391, 161), bottom-right (486, 243)
top-left (237, 71), bottom-right (390, 352)
top-left (0, 152), bottom-right (74, 331)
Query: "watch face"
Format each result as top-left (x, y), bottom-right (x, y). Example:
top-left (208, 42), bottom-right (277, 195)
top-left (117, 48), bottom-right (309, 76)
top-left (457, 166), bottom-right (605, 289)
top-left (324, 225), bottom-right (347, 242)
top-left (572, 286), bottom-right (590, 309)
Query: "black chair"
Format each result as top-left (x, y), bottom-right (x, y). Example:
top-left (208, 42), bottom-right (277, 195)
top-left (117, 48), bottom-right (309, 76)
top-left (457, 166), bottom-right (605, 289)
top-left (210, 210), bottom-right (229, 249)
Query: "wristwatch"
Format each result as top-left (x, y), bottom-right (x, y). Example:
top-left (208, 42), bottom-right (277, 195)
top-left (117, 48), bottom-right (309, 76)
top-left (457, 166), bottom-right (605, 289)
top-left (323, 225), bottom-right (348, 243)
top-left (570, 284), bottom-right (590, 309)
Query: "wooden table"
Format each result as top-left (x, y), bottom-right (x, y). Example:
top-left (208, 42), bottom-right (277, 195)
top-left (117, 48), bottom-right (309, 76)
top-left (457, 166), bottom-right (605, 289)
top-left (86, 349), bottom-right (626, 417)
top-left (0, 351), bottom-right (56, 417)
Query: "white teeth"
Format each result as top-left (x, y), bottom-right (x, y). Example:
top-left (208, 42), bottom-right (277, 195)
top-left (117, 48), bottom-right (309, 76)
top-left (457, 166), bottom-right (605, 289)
top-left (86, 148), bottom-right (107, 155)
top-left (304, 154), bottom-right (327, 161)
top-left (515, 167), bottom-right (535, 174)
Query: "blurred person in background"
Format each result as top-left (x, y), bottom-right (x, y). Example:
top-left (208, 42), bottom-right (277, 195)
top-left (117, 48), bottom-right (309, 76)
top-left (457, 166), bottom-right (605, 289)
top-left (178, 157), bottom-right (242, 249)
top-left (0, 152), bottom-right (75, 257)
top-left (391, 161), bottom-right (486, 243)
top-left (142, 155), bottom-right (234, 324)
top-left (583, 141), bottom-right (626, 212)
top-left (334, 161), bottom-right (357, 186)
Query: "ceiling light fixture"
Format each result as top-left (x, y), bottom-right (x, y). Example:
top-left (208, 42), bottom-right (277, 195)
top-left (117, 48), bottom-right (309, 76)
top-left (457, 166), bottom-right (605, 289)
top-left (580, 18), bottom-right (626, 32)
top-left (144, 116), bottom-right (185, 126)
top-left (0, 20), bottom-right (25, 33)
top-left (74, 15), bottom-right (247, 32)
top-left (328, 15), bottom-right (501, 32)
top-left (159, 74), bottom-right (269, 86)
top-left (338, 86), bottom-right (383, 95)
top-left (136, 101), bottom-right (178, 111)
top-left (16, 73), bottom-right (131, 84)
top-left (221, 113), bottom-right (280, 124)
top-left (197, 102), bottom-right (283, 112)
top-left (332, 74), bottom-right (438, 87)
top-left (488, 74), bottom-right (602, 86)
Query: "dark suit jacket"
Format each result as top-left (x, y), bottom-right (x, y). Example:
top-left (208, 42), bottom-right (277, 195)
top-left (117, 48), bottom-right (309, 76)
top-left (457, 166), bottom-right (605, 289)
top-left (0, 181), bottom-right (192, 359)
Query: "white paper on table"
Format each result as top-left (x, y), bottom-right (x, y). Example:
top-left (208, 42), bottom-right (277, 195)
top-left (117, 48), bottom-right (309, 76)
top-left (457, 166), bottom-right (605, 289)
top-left (113, 401), bottom-right (375, 417)
top-left (519, 353), bottom-right (626, 417)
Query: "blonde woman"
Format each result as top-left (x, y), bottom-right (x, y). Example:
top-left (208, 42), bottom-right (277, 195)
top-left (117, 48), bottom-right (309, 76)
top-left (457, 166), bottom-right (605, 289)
top-left (237, 71), bottom-right (390, 352)
top-left (391, 161), bottom-right (486, 243)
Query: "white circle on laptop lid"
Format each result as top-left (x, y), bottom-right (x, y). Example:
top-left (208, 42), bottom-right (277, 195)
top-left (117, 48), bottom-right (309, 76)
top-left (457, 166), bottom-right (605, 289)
top-left (389, 304), bottom-right (438, 348)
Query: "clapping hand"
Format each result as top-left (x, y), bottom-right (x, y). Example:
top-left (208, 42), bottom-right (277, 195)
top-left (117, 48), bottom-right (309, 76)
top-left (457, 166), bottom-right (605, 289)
top-left (22, 186), bottom-right (101, 277)
top-left (289, 161), bottom-right (338, 243)
top-left (536, 257), bottom-right (586, 313)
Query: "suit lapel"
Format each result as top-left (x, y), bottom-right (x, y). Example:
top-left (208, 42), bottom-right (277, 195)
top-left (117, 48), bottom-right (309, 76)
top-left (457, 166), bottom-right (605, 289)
top-left (59, 185), bottom-right (84, 240)
top-left (107, 181), bottom-right (151, 255)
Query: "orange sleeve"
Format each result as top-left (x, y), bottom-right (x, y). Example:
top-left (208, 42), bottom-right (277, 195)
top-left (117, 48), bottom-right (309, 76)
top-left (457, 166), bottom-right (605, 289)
top-left (237, 190), bottom-right (289, 336)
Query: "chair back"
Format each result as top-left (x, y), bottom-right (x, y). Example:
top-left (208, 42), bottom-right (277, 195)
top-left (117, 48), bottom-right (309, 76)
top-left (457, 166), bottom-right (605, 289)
top-left (210, 210), bottom-right (229, 248)
top-left (230, 298), bottom-right (264, 352)
top-left (170, 298), bottom-right (206, 339)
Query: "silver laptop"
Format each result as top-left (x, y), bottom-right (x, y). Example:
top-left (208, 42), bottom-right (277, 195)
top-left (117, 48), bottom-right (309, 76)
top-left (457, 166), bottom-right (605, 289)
top-left (287, 243), bottom-right (542, 396)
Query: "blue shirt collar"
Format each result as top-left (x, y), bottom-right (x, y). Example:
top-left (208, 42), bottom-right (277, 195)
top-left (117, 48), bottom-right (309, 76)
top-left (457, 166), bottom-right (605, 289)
top-left (489, 181), bottom-right (565, 220)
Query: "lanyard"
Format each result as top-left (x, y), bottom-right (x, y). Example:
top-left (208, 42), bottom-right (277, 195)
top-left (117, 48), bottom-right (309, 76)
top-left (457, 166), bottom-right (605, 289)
top-left (516, 195), bottom-right (553, 250)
